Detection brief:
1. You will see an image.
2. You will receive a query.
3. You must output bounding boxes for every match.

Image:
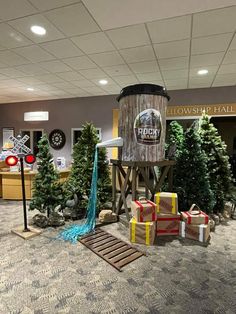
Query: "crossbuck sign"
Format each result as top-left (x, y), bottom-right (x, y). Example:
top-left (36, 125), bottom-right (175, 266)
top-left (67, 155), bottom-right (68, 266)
top-left (9, 135), bottom-right (31, 155)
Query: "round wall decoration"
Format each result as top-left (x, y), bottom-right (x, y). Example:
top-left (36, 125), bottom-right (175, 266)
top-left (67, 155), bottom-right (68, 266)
top-left (49, 129), bottom-right (66, 150)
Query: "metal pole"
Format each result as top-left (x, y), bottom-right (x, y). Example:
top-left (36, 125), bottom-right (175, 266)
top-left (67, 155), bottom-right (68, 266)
top-left (20, 156), bottom-right (29, 232)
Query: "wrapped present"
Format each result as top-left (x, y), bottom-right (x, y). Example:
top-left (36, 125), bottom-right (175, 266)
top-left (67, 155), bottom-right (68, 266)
top-left (155, 192), bottom-right (178, 215)
top-left (131, 198), bottom-right (157, 222)
top-left (156, 213), bottom-right (180, 236)
top-left (181, 204), bottom-right (209, 225)
top-left (129, 217), bottom-right (156, 245)
top-left (180, 221), bottom-right (210, 243)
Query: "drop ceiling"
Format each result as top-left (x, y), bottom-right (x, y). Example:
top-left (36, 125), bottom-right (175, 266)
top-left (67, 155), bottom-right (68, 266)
top-left (0, 0), bottom-right (236, 103)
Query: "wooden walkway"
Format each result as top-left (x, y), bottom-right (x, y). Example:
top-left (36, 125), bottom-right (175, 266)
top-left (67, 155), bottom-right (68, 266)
top-left (79, 228), bottom-right (145, 271)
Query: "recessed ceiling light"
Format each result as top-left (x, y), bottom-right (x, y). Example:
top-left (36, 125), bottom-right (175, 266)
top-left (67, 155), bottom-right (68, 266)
top-left (99, 79), bottom-right (108, 85)
top-left (30, 25), bottom-right (46, 36)
top-left (27, 87), bottom-right (34, 91)
top-left (197, 69), bottom-right (208, 75)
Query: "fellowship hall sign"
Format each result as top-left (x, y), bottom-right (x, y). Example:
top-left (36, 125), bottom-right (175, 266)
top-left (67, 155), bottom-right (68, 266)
top-left (166, 103), bottom-right (236, 119)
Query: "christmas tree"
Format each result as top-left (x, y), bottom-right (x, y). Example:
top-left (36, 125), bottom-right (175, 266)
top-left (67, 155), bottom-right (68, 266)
top-left (29, 134), bottom-right (64, 217)
top-left (166, 120), bottom-right (184, 159)
top-left (64, 122), bottom-right (112, 212)
top-left (174, 122), bottom-right (215, 213)
top-left (199, 113), bottom-right (234, 213)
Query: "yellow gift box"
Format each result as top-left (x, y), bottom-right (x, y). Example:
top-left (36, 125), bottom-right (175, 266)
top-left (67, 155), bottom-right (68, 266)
top-left (155, 192), bottom-right (178, 215)
top-left (129, 217), bottom-right (156, 245)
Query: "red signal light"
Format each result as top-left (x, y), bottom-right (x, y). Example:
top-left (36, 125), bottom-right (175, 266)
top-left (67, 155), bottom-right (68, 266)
top-left (25, 154), bottom-right (36, 164)
top-left (5, 155), bottom-right (18, 166)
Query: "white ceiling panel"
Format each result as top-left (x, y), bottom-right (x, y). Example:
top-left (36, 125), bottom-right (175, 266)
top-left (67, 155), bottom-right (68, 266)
top-left (41, 39), bottom-right (84, 59)
top-left (218, 63), bottom-right (236, 74)
top-left (101, 84), bottom-right (121, 93)
top-left (72, 79), bottom-right (96, 88)
top-left (91, 77), bottom-right (117, 86)
top-left (0, 73), bottom-right (8, 80)
top-left (0, 0), bottom-right (37, 20)
top-left (165, 79), bottom-right (188, 90)
top-left (79, 68), bottom-right (107, 79)
top-left (229, 34), bottom-right (236, 50)
top-left (103, 64), bottom-right (132, 76)
top-left (189, 76), bottom-right (215, 88)
top-left (71, 32), bottom-right (115, 54)
top-left (212, 73), bottom-right (236, 86)
top-left (159, 56), bottom-right (189, 70)
top-left (128, 61), bottom-right (159, 73)
top-left (191, 33), bottom-right (233, 55)
top-left (16, 76), bottom-right (43, 85)
top-left (119, 46), bottom-right (155, 63)
top-left (52, 81), bottom-right (74, 89)
top-left (113, 75), bottom-right (139, 85)
top-left (0, 50), bottom-right (30, 66)
top-left (136, 72), bottom-right (162, 81)
top-left (35, 74), bottom-right (65, 83)
top-left (63, 56), bottom-right (96, 70)
top-left (56, 71), bottom-right (84, 81)
top-left (154, 39), bottom-right (190, 59)
top-left (222, 50), bottom-right (236, 64)
top-left (147, 15), bottom-right (191, 44)
top-left (14, 45), bottom-right (55, 62)
top-left (0, 23), bottom-right (32, 48)
top-left (190, 65), bottom-right (219, 77)
top-left (106, 24), bottom-right (150, 49)
top-left (15, 64), bottom-right (49, 75)
top-left (193, 6), bottom-right (236, 38)
top-left (89, 51), bottom-right (124, 67)
top-left (38, 60), bottom-right (71, 73)
top-left (162, 69), bottom-right (188, 80)
top-left (82, 86), bottom-right (106, 95)
top-left (45, 3), bottom-right (100, 37)
top-left (190, 52), bottom-right (224, 67)
top-left (29, 0), bottom-right (81, 11)
top-left (9, 14), bottom-right (65, 43)
top-left (0, 67), bottom-right (29, 78)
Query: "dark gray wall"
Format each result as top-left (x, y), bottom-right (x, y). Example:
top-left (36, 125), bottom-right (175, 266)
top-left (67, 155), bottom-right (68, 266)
top-left (0, 86), bottom-right (236, 162)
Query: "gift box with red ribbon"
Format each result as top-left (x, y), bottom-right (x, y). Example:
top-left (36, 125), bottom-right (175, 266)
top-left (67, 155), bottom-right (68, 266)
top-left (181, 204), bottom-right (209, 225)
top-left (156, 213), bottom-right (180, 236)
top-left (131, 198), bottom-right (157, 222)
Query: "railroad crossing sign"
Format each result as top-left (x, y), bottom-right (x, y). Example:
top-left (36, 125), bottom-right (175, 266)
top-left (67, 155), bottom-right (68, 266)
top-left (9, 135), bottom-right (31, 155)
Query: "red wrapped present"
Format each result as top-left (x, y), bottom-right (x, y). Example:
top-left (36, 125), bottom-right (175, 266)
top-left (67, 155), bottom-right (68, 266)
top-left (181, 204), bottom-right (209, 225)
top-left (131, 198), bottom-right (157, 222)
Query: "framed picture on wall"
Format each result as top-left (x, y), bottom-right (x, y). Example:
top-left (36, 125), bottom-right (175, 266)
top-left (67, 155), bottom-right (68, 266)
top-left (71, 128), bottom-right (102, 147)
top-left (2, 127), bottom-right (14, 150)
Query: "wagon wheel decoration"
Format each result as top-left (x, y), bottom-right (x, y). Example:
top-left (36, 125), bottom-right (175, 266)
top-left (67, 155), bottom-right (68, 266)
top-left (49, 129), bottom-right (66, 150)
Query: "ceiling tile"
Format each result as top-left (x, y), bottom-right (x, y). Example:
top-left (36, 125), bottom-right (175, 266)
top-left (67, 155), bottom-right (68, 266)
top-left (229, 34), bottom-right (236, 50)
top-left (113, 75), bottom-right (139, 85)
top-left (45, 3), bottom-right (100, 37)
top-left (103, 64), bottom-right (132, 76)
top-left (35, 74), bottom-right (65, 83)
top-left (72, 80), bottom-right (96, 88)
top-left (101, 84), bottom-right (120, 93)
top-left (147, 15), bottom-right (191, 43)
top-left (71, 32), bottom-right (115, 54)
top-left (41, 39), bottom-right (84, 59)
top-left (189, 65), bottom-right (219, 77)
top-left (14, 45), bottom-right (55, 62)
top-left (0, 73), bottom-right (8, 80)
top-left (154, 39), bottom-right (190, 59)
top-left (165, 78), bottom-right (188, 90)
top-left (190, 52), bottom-right (224, 67)
top-left (120, 45), bottom-right (155, 63)
top-left (15, 64), bottom-right (49, 75)
top-left (0, 67), bottom-right (28, 78)
top-left (128, 61), bottom-right (159, 73)
top-left (106, 24), bottom-right (150, 49)
top-left (52, 81), bottom-right (73, 89)
top-left (16, 76), bottom-right (43, 85)
top-left (63, 56), bottom-right (96, 70)
top-left (82, 86), bottom-right (106, 95)
top-left (38, 60), bottom-right (71, 73)
top-left (191, 33), bottom-right (233, 55)
top-left (89, 51), bottom-right (124, 67)
top-left (62, 87), bottom-right (88, 96)
top-left (91, 77), bottom-right (117, 86)
top-left (212, 73), bottom-right (236, 86)
top-left (136, 72), bottom-right (162, 81)
top-left (56, 71), bottom-right (84, 81)
top-left (0, 23), bottom-right (32, 48)
top-left (29, 0), bottom-right (80, 11)
top-left (0, 61), bottom-right (8, 68)
top-left (9, 14), bottom-right (65, 43)
top-left (0, 50), bottom-right (30, 66)
top-left (79, 68), bottom-right (107, 79)
top-left (193, 6), bottom-right (236, 38)
top-left (159, 56), bottom-right (189, 70)
top-left (162, 69), bottom-right (188, 80)
top-left (223, 50), bottom-right (236, 64)
top-left (0, 0), bottom-right (37, 20)
top-left (218, 63), bottom-right (236, 74)
top-left (189, 76), bottom-right (214, 88)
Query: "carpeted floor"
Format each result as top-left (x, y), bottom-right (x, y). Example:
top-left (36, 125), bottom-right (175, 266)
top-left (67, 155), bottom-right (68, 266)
top-left (0, 200), bottom-right (236, 314)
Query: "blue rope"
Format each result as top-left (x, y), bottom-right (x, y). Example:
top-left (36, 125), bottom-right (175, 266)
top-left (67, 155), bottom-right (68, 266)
top-left (58, 146), bottom-right (98, 243)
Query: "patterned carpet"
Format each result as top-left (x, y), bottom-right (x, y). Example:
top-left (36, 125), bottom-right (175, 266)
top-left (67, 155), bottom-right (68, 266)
top-left (0, 200), bottom-right (236, 314)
